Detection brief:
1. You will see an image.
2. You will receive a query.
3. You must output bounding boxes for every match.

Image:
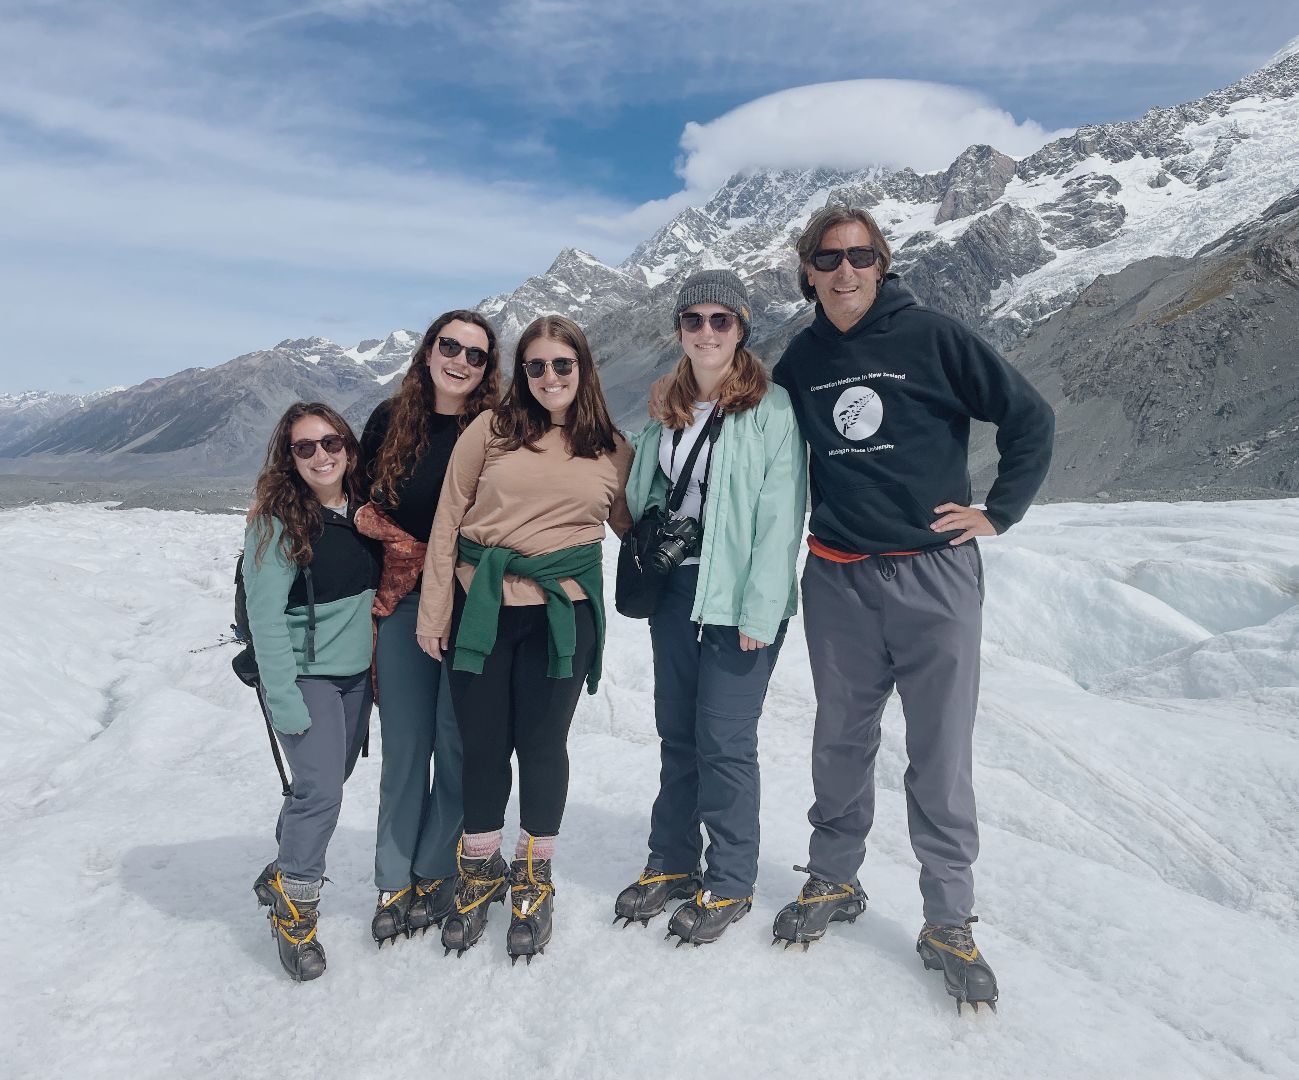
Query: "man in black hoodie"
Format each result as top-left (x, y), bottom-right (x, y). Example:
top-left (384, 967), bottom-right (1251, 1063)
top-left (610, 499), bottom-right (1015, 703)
top-left (769, 206), bottom-right (1054, 1011)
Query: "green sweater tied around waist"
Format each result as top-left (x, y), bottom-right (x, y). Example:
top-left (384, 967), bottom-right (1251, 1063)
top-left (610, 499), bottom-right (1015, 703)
top-left (452, 536), bottom-right (606, 694)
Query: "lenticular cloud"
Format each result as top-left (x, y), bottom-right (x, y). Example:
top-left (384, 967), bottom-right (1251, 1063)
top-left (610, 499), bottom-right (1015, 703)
top-left (675, 79), bottom-right (1070, 192)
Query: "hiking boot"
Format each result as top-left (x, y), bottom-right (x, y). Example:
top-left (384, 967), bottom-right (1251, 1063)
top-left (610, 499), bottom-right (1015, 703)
top-left (407, 875), bottom-right (459, 934)
top-left (441, 844), bottom-right (509, 957)
top-left (613, 867), bottom-right (702, 928)
top-left (252, 861), bottom-right (278, 908)
top-left (265, 870), bottom-right (326, 982)
top-left (371, 887), bottom-right (414, 947)
top-left (917, 917), bottom-right (999, 1014)
top-left (665, 890), bottom-right (752, 946)
top-left (771, 866), bottom-right (867, 949)
top-left (506, 849), bottom-right (555, 965)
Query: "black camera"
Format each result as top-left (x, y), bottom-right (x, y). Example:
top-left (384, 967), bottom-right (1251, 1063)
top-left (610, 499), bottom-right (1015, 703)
top-left (650, 514), bottom-right (704, 575)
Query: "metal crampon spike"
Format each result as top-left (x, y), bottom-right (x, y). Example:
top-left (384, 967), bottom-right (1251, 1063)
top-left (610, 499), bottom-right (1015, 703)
top-left (802, 941), bottom-right (810, 953)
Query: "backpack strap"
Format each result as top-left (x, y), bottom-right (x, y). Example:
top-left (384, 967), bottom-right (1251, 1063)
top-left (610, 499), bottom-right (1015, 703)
top-left (302, 565), bottom-right (316, 664)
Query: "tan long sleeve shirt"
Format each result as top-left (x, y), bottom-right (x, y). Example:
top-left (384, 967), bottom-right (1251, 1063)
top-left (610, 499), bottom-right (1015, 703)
top-left (416, 411), bottom-right (635, 639)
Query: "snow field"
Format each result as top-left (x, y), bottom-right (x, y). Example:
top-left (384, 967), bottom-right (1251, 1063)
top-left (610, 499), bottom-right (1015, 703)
top-left (2, 501), bottom-right (1298, 1079)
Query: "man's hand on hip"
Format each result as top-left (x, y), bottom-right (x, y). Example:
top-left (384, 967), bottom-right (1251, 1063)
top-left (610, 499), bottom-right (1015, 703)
top-left (931, 503), bottom-right (996, 546)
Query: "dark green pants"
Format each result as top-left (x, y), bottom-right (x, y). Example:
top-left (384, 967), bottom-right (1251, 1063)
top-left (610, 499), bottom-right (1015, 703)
top-left (373, 591), bottom-right (463, 890)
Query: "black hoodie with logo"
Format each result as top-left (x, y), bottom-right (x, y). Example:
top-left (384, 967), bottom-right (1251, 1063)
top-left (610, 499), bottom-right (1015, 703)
top-left (771, 275), bottom-right (1055, 555)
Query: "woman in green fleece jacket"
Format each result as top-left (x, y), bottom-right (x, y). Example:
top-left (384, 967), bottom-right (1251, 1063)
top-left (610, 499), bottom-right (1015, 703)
top-left (243, 401), bottom-right (380, 982)
top-left (613, 270), bottom-right (807, 946)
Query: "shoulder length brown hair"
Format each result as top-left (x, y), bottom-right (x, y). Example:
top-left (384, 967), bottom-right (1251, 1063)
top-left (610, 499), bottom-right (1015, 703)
top-left (250, 401), bottom-right (365, 567)
top-left (660, 344), bottom-right (769, 430)
top-left (491, 315), bottom-right (618, 459)
top-left (370, 309), bottom-right (501, 507)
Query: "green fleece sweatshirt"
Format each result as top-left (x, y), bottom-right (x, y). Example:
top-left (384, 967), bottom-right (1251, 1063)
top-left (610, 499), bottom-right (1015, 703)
top-left (451, 536), bottom-right (606, 694)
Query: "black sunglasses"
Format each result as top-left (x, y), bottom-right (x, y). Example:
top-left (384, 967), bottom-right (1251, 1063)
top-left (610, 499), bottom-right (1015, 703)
top-left (810, 246), bottom-right (879, 272)
top-left (522, 358), bottom-right (576, 379)
top-left (437, 336), bottom-right (489, 367)
top-left (679, 311), bottom-right (738, 334)
top-left (290, 434), bottom-right (347, 460)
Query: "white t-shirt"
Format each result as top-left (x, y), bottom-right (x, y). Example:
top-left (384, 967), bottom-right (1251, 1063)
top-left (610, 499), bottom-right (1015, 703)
top-left (658, 401), bottom-right (717, 566)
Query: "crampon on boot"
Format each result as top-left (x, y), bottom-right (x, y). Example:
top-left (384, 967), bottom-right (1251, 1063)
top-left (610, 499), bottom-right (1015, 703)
top-left (665, 889), bottom-right (752, 947)
top-left (613, 867), bottom-right (702, 928)
top-left (252, 861), bottom-right (278, 909)
top-left (371, 886), bottom-right (413, 947)
top-left (506, 839), bottom-right (555, 966)
top-left (265, 870), bottom-right (326, 982)
top-left (407, 875), bottom-right (459, 935)
top-left (771, 865), bottom-right (867, 950)
top-left (917, 916), bottom-right (999, 1014)
top-left (440, 840), bottom-right (508, 958)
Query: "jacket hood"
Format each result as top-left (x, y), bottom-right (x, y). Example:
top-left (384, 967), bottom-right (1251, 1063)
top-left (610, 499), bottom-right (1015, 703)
top-left (810, 273), bottom-right (918, 342)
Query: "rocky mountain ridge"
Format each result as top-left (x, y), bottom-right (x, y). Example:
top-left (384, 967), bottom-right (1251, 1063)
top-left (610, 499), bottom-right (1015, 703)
top-left (3, 43), bottom-right (1297, 497)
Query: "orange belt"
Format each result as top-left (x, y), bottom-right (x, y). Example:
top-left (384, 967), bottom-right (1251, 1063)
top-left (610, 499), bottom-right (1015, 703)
top-left (806, 535), bottom-right (921, 564)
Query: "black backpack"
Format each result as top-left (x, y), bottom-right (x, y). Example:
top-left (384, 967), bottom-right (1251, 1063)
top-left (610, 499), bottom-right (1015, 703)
top-left (231, 553), bottom-right (315, 688)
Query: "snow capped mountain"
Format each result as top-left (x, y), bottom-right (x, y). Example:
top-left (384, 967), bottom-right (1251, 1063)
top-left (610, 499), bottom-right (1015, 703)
top-left (479, 248), bottom-right (647, 348)
top-left (0, 387), bottom-right (124, 450)
top-left (0, 334), bottom-right (420, 476)
top-left (4, 41), bottom-right (1297, 495)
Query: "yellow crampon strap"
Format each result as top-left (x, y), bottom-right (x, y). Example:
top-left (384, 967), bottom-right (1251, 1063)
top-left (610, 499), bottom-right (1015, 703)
top-left (637, 870), bottom-right (690, 887)
top-left (798, 885), bottom-right (857, 906)
top-left (270, 871), bottom-right (318, 946)
top-left (453, 836), bottom-right (505, 915)
top-left (511, 834), bottom-right (555, 918)
top-left (378, 886), bottom-right (411, 909)
top-left (414, 877), bottom-right (445, 898)
top-left (694, 890), bottom-right (751, 910)
top-left (923, 933), bottom-right (980, 963)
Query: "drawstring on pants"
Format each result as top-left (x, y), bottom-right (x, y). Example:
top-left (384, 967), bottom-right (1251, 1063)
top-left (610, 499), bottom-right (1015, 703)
top-left (877, 557), bottom-right (896, 581)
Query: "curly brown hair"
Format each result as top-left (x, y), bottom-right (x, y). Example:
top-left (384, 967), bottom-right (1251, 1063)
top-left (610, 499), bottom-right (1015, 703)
top-left (250, 401), bottom-right (365, 567)
top-left (491, 315), bottom-right (619, 460)
top-left (369, 310), bottom-right (501, 508)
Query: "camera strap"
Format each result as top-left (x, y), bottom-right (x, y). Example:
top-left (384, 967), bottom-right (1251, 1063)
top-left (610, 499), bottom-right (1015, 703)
top-left (666, 403), bottom-right (723, 518)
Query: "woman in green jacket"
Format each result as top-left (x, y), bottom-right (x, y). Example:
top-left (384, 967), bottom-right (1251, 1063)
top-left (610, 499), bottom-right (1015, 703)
top-left (614, 270), bottom-right (806, 945)
top-left (245, 401), bottom-right (380, 981)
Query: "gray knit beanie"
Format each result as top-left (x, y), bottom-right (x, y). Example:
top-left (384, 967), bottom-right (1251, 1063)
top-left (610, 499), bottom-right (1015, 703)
top-left (673, 269), bottom-right (751, 346)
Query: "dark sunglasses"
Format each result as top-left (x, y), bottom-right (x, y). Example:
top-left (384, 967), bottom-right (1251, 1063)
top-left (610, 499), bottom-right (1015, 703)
top-left (522, 357), bottom-right (576, 379)
top-left (679, 311), bottom-right (738, 334)
top-left (810, 246), bottom-right (879, 272)
top-left (437, 336), bottom-right (489, 367)
top-left (290, 434), bottom-right (347, 460)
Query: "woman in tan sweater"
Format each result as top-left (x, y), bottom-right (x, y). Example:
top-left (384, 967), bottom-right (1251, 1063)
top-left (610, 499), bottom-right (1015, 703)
top-left (416, 314), bottom-right (632, 963)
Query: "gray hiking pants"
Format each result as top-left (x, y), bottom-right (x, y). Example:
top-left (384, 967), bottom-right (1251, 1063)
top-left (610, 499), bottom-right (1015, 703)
top-left (801, 544), bottom-right (983, 926)
top-left (373, 590), bottom-right (463, 890)
top-left (648, 564), bottom-right (786, 899)
top-left (267, 670), bottom-right (372, 883)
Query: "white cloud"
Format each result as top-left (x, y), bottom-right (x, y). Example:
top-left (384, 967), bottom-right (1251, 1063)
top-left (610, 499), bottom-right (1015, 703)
top-left (588, 79), bottom-right (1071, 239)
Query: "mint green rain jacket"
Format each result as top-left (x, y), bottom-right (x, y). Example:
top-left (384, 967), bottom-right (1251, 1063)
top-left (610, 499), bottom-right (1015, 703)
top-left (624, 384), bottom-right (806, 645)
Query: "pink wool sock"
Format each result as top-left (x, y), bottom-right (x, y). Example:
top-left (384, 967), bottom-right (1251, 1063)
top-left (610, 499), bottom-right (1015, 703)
top-left (462, 829), bottom-right (503, 858)
top-left (515, 831), bottom-right (556, 861)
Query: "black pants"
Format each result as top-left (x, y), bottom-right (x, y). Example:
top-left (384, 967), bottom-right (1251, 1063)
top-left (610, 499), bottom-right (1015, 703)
top-left (449, 595), bottom-right (597, 836)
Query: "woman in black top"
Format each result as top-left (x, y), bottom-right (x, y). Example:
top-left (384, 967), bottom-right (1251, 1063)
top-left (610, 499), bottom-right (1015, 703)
top-left (357, 309), bottom-right (500, 945)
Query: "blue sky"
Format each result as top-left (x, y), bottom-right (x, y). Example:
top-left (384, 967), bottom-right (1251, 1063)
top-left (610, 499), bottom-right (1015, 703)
top-left (1, 1), bottom-right (1294, 393)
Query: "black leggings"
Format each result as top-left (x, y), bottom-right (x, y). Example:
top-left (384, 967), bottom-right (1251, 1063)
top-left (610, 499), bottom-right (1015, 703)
top-left (449, 595), bottom-right (596, 836)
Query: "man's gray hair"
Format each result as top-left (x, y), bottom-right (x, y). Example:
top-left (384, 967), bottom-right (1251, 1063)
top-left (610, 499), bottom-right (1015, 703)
top-left (795, 206), bottom-right (893, 302)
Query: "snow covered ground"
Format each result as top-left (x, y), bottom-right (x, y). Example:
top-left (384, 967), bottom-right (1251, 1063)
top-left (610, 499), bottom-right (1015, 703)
top-left (3, 500), bottom-right (1297, 1079)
